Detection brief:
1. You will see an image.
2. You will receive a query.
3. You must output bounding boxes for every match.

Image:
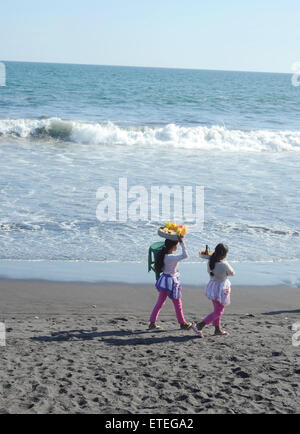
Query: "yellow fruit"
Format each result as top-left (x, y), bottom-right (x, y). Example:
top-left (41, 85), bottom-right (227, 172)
top-left (165, 222), bottom-right (170, 228)
top-left (181, 225), bottom-right (187, 235)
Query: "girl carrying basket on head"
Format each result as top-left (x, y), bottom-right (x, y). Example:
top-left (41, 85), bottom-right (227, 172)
top-left (148, 235), bottom-right (192, 331)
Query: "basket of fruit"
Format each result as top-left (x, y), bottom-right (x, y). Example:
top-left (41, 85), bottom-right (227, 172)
top-left (158, 222), bottom-right (187, 241)
top-left (199, 245), bottom-right (214, 259)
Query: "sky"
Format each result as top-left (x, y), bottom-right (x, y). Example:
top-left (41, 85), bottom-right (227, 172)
top-left (1, 0), bottom-right (300, 73)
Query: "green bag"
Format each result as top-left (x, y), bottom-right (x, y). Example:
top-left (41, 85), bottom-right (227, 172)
top-left (148, 241), bottom-right (165, 281)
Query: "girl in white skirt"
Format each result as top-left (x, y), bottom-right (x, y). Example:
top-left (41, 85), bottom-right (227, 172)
top-left (196, 243), bottom-right (235, 336)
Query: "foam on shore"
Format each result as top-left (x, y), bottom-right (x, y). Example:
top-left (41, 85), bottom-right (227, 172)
top-left (1, 118), bottom-right (300, 152)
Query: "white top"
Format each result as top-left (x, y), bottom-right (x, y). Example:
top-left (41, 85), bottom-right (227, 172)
top-left (163, 242), bottom-right (188, 275)
top-left (207, 260), bottom-right (235, 282)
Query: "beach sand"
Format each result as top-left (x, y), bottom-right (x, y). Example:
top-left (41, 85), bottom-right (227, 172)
top-left (0, 279), bottom-right (299, 414)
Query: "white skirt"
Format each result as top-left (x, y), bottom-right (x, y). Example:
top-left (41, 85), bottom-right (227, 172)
top-left (205, 279), bottom-right (231, 306)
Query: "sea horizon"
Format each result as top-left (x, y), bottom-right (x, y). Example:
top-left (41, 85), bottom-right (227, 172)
top-left (1, 59), bottom-right (293, 76)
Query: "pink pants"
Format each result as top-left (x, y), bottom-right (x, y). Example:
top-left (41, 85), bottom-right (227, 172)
top-left (203, 300), bottom-right (225, 327)
top-left (150, 290), bottom-right (185, 324)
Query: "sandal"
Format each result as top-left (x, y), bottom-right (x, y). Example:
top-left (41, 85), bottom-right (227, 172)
top-left (148, 323), bottom-right (163, 330)
top-left (180, 322), bottom-right (192, 330)
top-left (196, 321), bottom-right (206, 330)
top-left (214, 330), bottom-right (229, 336)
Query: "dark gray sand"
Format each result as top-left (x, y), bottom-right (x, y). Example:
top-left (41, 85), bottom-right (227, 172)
top-left (0, 280), bottom-right (299, 414)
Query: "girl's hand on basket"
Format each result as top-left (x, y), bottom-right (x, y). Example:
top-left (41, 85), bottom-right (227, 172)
top-left (178, 234), bottom-right (184, 243)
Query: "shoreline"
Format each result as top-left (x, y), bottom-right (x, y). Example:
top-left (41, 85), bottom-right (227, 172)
top-left (0, 259), bottom-right (299, 288)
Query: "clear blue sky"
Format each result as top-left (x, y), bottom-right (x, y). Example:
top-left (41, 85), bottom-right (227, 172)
top-left (1, 0), bottom-right (299, 73)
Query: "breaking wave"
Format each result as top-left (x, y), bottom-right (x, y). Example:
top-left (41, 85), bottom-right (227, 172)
top-left (0, 118), bottom-right (300, 152)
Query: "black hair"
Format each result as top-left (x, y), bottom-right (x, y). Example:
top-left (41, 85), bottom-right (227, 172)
top-left (209, 243), bottom-right (229, 276)
top-left (155, 239), bottom-right (179, 275)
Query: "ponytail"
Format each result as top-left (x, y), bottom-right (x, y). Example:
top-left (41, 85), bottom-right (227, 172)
top-left (155, 239), bottom-right (178, 275)
top-left (209, 243), bottom-right (229, 276)
top-left (209, 252), bottom-right (218, 277)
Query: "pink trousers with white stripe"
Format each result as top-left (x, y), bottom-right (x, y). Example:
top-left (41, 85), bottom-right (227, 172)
top-left (203, 300), bottom-right (225, 327)
top-left (150, 290), bottom-right (185, 324)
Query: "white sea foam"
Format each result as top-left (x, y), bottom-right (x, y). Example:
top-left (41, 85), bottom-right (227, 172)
top-left (0, 118), bottom-right (300, 152)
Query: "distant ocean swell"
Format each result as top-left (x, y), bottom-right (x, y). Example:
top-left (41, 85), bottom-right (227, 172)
top-left (0, 118), bottom-right (300, 152)
top-left (1, 220), bottom-right (299, 238)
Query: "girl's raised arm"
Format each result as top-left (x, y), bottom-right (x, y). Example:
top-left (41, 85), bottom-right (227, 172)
top-left (169, 241), bottom-right (188, 263)
top-left (224, 261), bottom-right (235, 276)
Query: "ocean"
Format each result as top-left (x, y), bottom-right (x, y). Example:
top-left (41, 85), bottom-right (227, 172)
top-left (0, 61), bottom-right (299, 286)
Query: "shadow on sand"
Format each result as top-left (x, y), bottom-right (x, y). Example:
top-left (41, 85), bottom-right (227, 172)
top-left (262, 309), bottom-right (300, 316)
top-left (31, 328), bottom-right (199, 345)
